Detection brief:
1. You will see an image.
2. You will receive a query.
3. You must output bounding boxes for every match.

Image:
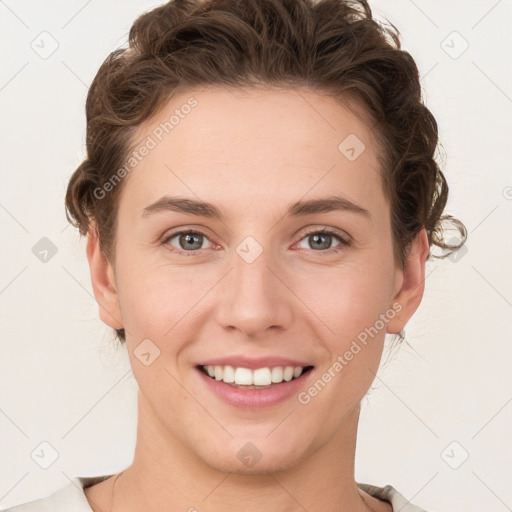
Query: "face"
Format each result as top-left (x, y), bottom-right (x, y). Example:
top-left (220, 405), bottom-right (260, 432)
top-left (88, 85), bottom-right (428, 474)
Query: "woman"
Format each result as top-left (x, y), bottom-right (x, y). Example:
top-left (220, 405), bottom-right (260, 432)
top-left (5, 0), bottom-right (466, 510)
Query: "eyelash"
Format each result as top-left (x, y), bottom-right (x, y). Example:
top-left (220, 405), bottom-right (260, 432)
top-left (161, 227), bottom-right (351, 257)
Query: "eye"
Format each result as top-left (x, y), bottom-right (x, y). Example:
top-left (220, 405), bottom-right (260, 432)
top-left (296, 228), bottom-right (350, 254)
top-left (162, 229), bottom-right (213, 255)
top-left (161, 227), bottom-right (351, 257)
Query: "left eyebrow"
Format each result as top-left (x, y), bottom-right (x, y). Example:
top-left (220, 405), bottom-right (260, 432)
top-left (288, 196), bottom-right (372, 219)
top-left (141, 195), bottom-right (372, 220)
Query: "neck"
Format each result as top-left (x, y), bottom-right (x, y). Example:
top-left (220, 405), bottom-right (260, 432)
top-left (109, 392), bottom-right (383, 512)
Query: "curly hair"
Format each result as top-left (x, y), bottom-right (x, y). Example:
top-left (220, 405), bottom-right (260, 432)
top-left (64, 0), bottom-right (467, 344)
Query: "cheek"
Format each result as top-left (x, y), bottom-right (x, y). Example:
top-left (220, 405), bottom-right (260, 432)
top-left (118, 267), bottom-right (201, 336)
top-left (115, 235), bottom-right (394, 350)
top-left (291, 258), bottom-right (393, 339)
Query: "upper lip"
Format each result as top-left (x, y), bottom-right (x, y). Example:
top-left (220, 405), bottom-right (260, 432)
top-left (196, 356), bottom-right (314, 370)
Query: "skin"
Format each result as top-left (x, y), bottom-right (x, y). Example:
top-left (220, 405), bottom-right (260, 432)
top-left (84, 85), bottom-right (429, 512)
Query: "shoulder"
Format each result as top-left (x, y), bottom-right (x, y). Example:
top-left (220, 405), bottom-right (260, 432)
top-left (0, 475), bottom-right (113, 512)
top-left (4, 477), bottom-right (429, 512)
top-left (357, 482), bottom-right (430, 512)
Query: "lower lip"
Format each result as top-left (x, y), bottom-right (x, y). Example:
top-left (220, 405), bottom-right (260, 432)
top-left (196, 367), bottom-right (314, 409)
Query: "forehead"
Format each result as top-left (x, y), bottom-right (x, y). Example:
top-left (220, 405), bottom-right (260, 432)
top-left (120, 85), bottom-right (386, 220)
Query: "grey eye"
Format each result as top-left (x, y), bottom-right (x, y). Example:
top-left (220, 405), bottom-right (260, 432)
top-left (297, 232), bottom-right (343, 251)
top-left (165, 231), bottom-right (212, 251)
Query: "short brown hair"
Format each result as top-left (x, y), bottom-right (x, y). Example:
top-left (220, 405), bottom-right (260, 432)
top-left (65, 0), bottom-right (467, 344)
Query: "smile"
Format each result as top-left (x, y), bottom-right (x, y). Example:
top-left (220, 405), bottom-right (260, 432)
top-left (196, 365), bottom-right (315, 408)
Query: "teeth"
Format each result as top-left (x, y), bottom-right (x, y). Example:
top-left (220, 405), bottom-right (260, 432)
top-left (222, 365), bottom-right (235, 383)
top-left (235, 367), bottom-right (253, 385)
top-left (203, 365), bottom-right (307, 386)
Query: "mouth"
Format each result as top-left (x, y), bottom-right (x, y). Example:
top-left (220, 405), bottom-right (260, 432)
top-left (195, 363), bottom-right (316, 408)
top-left (196, 364), bottom-right (315, 389)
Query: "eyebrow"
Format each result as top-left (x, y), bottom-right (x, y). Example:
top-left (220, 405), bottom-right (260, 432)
top-left (141, 195), bottom-right (372, 220)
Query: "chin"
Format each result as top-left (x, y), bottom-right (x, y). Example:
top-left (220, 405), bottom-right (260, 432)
top-left (196, 435), bottom-right (308, 475)
top-left (204, 451), bottom-right (301, 476)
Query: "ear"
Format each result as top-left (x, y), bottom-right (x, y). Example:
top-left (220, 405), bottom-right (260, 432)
top-left (86, 221), bottom-right (124, 330)
top-left (386, 228), bottom-right (429, 334)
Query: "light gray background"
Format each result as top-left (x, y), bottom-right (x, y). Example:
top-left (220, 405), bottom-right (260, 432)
top-left (1, 1), bottom-right (511, 510)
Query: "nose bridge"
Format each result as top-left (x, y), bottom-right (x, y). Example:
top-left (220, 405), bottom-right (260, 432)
top-left (215, 237), bottom-right (292, 335)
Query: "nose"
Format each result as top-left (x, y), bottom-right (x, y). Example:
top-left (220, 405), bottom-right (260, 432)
top-left (215, 246), bottom-right (294, 338)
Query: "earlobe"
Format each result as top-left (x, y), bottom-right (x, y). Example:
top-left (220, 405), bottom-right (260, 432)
top-left (86, 222), bottom-right (124, 330)
top-left (386, 228), bottom-right (429, 335)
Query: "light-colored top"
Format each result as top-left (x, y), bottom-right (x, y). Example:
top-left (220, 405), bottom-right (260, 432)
top-left (1, 475), bottom-right (430, 512)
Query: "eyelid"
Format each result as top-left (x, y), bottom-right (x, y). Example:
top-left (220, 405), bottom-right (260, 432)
top-left (298, 225), bottom-right (351, 242)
